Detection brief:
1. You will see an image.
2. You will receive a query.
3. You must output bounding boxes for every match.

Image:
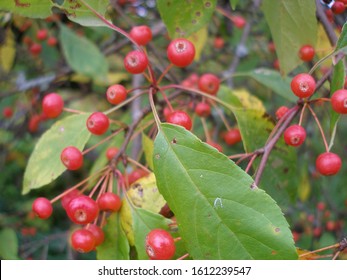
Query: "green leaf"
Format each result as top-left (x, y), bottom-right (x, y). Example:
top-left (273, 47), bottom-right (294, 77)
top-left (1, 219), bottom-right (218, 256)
top-left (262, 0), bottom-right (317, 75)
top-left (335, 22), bottom-right (347, 52)
top-left (237, 68), bottom-right (297, 102)
top-left (330, 60), bottom-right (345, 134)
top-left (59, 24), bottom-right (108, 81)
top-left (54, 0), bottom-right (110, 27)
top-left (0, 228), bottom-right (18, 260)
top-left (23, 114), bottom-right (91, 194)
top-left (230, 0), bottom-right (239, 10)
top-left (142, 133), bottom-right (154, 170)
top-left (0, 0), bottom-right (53, 18)
top-left (97, 213), bottom-right (129, 260)
top-left (133, 208), bottom-right (171, 260)
top-left (153, 123), bottom-right (298, 259)
top-left (157, 0), bottom-right (217, 38)
top-left (218, 86), bottom-right (299, 206)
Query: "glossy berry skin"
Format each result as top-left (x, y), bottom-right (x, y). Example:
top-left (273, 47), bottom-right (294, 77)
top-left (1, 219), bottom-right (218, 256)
top-left (145, 229), bottom-right (175, 260)
top-left (42, 93), bottom-right (64, 118)
top-left (290, 73), bottom-right (316, 98)
top-left (331, 89), bottom-right (347, 114)
top-left (129, 25), bottom-right (152, 46)
top-left (106, 147), bottom-right (119, 160)
top-left (166, 110), bottom-right (192, 130)
top-left (66, 195), bottom-right (99, 225)
top-left (36, 29), bottom-right (48, 41)
top-left (167, 38), bottom-right (195, 67)
top-left (29, 43), bottom-right (42, 56)
top-left (106, 84), bottom-right (127, 105)
top-left (86, 224), bottom-right (104, 247)
top-left (223, 129), bottom-right (242, 146)
top-left (198, 74), bottom-right (220, 95)
top-left (275, 106), bottom-right (289, 119)
top-left (32, 197), bottom-right (53, 219)
top-left (316, 152), bottom-right (342, 176)
top-left (298, 45), bottom-right (315, 62)
top-left (195, 102), bottom-right (211, 117)
top-left (332, 1), bottom-right (345, 14)
top-left (61, 189), bottom-right (80, 210)
top-left (71, 229), bottom-right (95, 253)
top-left (86, 112), bottom-right (109, 135)
top-left (124, 50), bottom-right (148, 74)
top-left (97, 193), bottom-right (122, 212)
top-left (61, 146), bottom-right (83, 170)
top-left (283, 125), bottom-right (306, 147)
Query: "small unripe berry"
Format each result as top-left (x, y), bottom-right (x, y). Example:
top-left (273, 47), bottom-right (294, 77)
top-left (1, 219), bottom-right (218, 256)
top-left (124, 50), bottom-right (148, 74)
top-left (42, 93), bottom-right (64, 118)
top-left (290, 73), bottom-right (316, 98)
top-left (86, 112), bottom-right (110, 135)
top-left (32, 197), bottom-right (53, 219)
top-left (167, 38), bottom-right (195, 67)
top-left (61, 146), bottom-right (83, 170)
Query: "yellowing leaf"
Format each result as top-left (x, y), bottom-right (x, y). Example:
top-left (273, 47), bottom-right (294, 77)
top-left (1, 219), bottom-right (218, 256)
top-left (120, 173), bottom-right (166, 245)
top-left (142, 133), bottom-right (154, 170)
top-left (316, 24), bottom-right (335, 60)
top-left (188, 27), bottom-right (207, 62)
top-left (298, 170), bottom-right (311, 202)
top-left (0, 29), bottom-right (15, 73)
top-left (233, 88), bottom-right (266, 113)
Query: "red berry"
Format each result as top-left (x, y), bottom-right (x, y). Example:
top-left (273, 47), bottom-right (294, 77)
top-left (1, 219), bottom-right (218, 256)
top-left (195, 102), bottom-right (211, 117)
top-left (106, 84), bottom-right (127, 105)
top-left (198, 73), bottom-right (220, 95)
top-left (167, 38), bottom-right (195, 67)
top-left (47, 36), bottom-right (58, 47)
top-left (3, 107), bottom-right (13, 118)
top-left (66, 195), bottom-right (99, 225)
top-left (36, 29), bottom-right (48, 41)
top-left (42, 93), bottom-right (64, 118)
top-left (127, 169), bottom-right (149, 185)
top-left (61, 189), bottom-right (81, 210)
top-left (273, 59), bottom-right (280, 70)
top-left (331, 89), bottom-right (347, 114)
top-left (223, 129), bottom-right (242, 145)
top-left (28, 114), bottom-right (42, 133)
top-left (298, 45), bottom-right (315, 62)
top-left (290, 73), bottom-right (316, 98)
top-left (86, 224), bottom-right (104, 247)
top-left (325, 9), bottom-right (334, 22)
top-left (163, 107), bottom-right (171, 120)
top-left (124, 50), bottom-right (148, 74)
top-left (97, 192), bottom-right (122, 212)
top-left (275, 106), bottom-right (289, 119)
top-left (86, 112), bottom-right (110, 135)
top-left (106, 147), bottom-right (119, 161)
top-left (232, 15), bottom-right (246, 28)
top-left (283, 125), bottom-right (306, 147)
top-left (213, 37), bottom-right (224, 49)
top-left (332, 1), bottom-right (345, 14)
top-left (313, 227), bottom-right (322, 238)
top-left (268, 42), bottom-right (276, 53)
top-left (71, 229), bottom-right (96, 253)
top-left (129, 25), bottom-right (152, 46)
top-left (326, 221), bottom-right (335, 231)
top-left (61, 146), bottom-right (83, 170)
top-left (316, 152), bottom-right (342, 176)
top-left (166, 110), bottom-right (192, 130)
top-left (32, 197), bottom-right (53, 219)
top-left (145, 229), bottom-right (176, 260)
top-left (317, 201), bottom-right (326, 211)
top-left (207, 141), bottom-right (223, 152)
top-left (29, 43), bottom-right (42, 56)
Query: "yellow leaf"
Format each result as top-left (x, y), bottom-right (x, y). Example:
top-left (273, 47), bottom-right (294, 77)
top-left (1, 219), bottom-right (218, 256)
top-left (316, 24), bottom-right (336, 60)
top-left (0, 28), bottom-right (16, 73)
top-left (233, 88), bottom-right (266, 113)
top-left (120, 173), bottom-right (166, 245)
top-left (298, 170), bottom-right (311, 202)
top-left (188, 27), bottom-right (207, 62)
